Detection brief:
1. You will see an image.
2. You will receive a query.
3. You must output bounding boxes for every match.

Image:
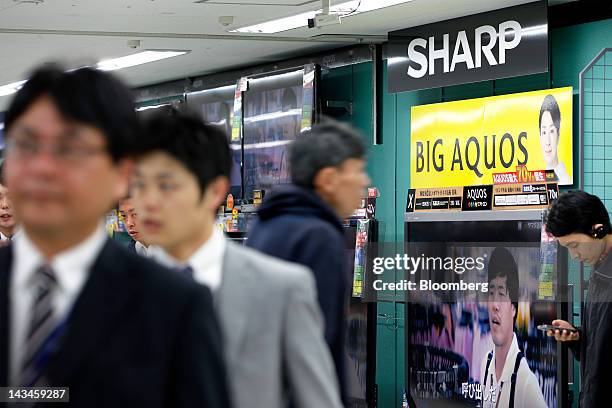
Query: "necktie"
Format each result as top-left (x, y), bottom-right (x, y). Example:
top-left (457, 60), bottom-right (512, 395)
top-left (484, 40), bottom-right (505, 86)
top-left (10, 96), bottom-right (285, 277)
top-left (178, 265), bottom-right (194, 280)
top-left (20, 264), bottom-right (58, 387)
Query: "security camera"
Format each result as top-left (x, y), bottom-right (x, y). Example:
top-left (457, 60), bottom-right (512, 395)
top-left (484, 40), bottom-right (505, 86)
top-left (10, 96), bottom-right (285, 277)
top-left (307, 13), bottom-right (341, 29)
top-left (218, 16), bottom-right (234, 27)
top-left (127, 40), bottom-right (141, 49)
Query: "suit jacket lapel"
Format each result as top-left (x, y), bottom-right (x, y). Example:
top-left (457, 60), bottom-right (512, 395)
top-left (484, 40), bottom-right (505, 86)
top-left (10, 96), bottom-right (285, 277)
top-left (44, 239), bottom-right (134, 385)
top-left (217, 243), bottom-right (253, 368)
top-left (0, 245), bottom-right (12, 386)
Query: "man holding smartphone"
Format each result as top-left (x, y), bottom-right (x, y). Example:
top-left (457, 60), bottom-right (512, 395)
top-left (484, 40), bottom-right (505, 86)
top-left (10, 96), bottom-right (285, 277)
top-left (546, 191), bottom-right (612, 407)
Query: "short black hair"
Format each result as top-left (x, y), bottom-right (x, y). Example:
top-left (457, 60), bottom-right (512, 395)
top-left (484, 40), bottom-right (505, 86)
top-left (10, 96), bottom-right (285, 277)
top-left (289, 120), bottom-right (366, 189)
top-left (488, 247), bottom-right (519, 325)
top-left (546, 191), bottom-right (611, 237)
top-left (539, 94), bottom-right (561, 131)
top-left (5, 65), bottom-right (138, 162)
top-left (136, 109), bottom-right (231, 196)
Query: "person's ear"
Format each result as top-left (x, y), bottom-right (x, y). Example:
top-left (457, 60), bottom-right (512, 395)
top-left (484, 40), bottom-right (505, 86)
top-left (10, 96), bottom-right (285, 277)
top-left (203, 176), bottom-right (229, 210)
top-left (313, 167), bottom-right (338, 196)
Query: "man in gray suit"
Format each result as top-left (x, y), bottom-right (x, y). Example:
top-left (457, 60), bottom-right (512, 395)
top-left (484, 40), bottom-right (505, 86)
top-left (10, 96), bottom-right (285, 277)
top-left (131, 109), bottom-right (343, 408)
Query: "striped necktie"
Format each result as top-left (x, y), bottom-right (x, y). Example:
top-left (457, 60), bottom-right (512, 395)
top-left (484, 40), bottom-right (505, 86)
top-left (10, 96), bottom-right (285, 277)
top-left (20, 264), bottom-right (58, 387)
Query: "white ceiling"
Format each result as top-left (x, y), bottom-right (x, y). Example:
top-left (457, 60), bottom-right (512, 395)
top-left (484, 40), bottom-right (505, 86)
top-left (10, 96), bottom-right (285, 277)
top-left (0, 0), bottom-right (551, 109)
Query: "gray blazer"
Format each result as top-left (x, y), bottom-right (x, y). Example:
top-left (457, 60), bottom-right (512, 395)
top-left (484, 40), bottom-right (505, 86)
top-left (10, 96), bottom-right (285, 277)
top-left (216, 242), bottom-right (343, 408)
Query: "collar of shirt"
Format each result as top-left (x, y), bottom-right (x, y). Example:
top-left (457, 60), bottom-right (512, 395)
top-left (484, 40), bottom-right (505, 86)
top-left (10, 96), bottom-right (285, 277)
top-left (12, 223), bottom-right (108, 311)
top-left (0, 227), bottom-right (21, 241)
top-left (491, 333), bottom-right (520, 384)
top-left (149, 229), bottom-right (226, 292)
top-left (134, 241), bottom-right (148, 256)
top-left (553, 162), bottom-right (570, 184)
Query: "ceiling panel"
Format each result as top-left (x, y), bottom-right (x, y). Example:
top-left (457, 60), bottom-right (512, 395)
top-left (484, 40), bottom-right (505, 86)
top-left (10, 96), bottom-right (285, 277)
top-left (0, 0), bottom-right (543, 110)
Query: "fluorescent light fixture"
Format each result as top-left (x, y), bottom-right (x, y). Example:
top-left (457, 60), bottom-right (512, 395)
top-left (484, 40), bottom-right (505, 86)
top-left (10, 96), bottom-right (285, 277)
top-left (136, 103), bottom-right (172, 112)
top-left (243, 140), bottom-right (292, 150)
top-left (97, 50), bottom-right (189, 71)
top-left (0, 80), bottom-right (26, 97)
top-left (230, 0), bottom-right (414, 34)
top-left (0, 50), bottom-right (189, 97)
top-left (244, 108), bottom-right (302, 124)
top-left (188, 84), bottom-right (236, 96)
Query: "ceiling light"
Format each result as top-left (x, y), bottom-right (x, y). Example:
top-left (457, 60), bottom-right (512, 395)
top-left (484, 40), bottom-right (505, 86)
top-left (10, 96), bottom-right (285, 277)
top-left (0, 80), bottom-right (26, 97)
top-left (0, 50), bottom-right (189, 98)
top-left (97, 50), bottom-right (189, 71)
top-left (136, 103), bottom-right (172, 112)
top-left (230, 0), bottom-right (414, 34)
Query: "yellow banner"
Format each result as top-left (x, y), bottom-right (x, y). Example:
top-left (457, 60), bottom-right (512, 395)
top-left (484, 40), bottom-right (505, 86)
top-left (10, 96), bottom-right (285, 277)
top-left (410, 87), bottom-right (573, 188)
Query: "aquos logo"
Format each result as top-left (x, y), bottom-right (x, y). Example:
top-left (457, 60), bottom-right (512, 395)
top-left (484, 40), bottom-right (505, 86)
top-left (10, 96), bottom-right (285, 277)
top-left (467, 188), bottom-right (488, 200)
top-left (407, 20), bottom-right (522, 79)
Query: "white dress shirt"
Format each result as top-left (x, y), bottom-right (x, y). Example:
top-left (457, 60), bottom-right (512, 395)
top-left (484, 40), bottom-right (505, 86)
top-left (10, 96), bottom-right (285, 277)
top-left (134, 241), bottom-right (149, 256)
top-left (148, 229), bottom-right (226, 292)
top-left (480, 334), bottom-right (547, 408)
top-left (9, 224), bottom-right (108, 385)
top-left (554, 161), bottom-right (571, 185)
top-left (0, 228), bottom-right (21, 241)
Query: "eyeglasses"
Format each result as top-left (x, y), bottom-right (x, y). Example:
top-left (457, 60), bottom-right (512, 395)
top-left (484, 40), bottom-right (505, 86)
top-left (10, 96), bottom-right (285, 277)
top-left (5, 137), bottom-right (108, 165)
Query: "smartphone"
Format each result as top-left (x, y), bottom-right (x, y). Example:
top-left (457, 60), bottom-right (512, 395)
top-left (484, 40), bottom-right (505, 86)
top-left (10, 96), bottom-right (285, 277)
top-left (537, 324), bottom-right (578, 333)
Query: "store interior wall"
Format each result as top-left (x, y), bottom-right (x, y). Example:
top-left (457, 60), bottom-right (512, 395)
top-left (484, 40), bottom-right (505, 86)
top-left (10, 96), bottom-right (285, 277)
top-left (320, 17), bottom-right (612, 407)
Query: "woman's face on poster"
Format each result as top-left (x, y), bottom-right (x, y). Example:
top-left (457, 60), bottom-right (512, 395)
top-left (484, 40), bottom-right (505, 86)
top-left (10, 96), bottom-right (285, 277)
top-left (540, 110), bottom-right (560, 167)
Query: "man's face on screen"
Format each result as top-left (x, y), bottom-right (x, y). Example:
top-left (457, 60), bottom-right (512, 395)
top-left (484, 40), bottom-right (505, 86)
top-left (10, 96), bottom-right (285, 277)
top-left (488, 276), bottom-right (515, 347)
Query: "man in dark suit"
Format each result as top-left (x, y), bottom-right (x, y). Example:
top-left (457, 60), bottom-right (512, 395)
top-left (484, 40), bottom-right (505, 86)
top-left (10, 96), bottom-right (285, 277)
top-left (0, 66), bottom-right (230, 407)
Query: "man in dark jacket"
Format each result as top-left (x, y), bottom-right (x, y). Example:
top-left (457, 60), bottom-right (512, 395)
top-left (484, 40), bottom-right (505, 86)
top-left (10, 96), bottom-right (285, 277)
top-left (546, 191), bottom-right (612, 407)
top-left (247, 121), bottom-right (370, 402)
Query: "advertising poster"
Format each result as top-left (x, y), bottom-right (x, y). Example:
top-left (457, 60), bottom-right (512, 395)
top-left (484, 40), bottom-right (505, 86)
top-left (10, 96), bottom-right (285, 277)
top-left (410, 87), bottom-right (573, 188)
top-left (407, 246), bottom-right (558, 408)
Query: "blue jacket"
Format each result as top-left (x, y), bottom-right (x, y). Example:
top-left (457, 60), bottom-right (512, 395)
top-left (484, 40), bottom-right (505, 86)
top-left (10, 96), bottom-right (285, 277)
top-left (247, 184), bottom-right (348, 400)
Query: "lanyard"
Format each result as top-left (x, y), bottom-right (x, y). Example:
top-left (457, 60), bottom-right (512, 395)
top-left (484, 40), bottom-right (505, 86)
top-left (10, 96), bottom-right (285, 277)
top-left (487, 373), bottom-right (504, 408)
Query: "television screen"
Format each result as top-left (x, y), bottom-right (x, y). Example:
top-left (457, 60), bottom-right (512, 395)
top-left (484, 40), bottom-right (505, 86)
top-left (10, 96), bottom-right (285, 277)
top-left (185, 85), bottom-right (241, 198)
top-left (405, 220), bottom-right (559, 408)
top-left (243, 69), bottom-right (305, 199)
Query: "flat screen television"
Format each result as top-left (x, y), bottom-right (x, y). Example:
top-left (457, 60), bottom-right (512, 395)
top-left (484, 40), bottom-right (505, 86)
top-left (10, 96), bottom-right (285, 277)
top-left (242, 69), bottom-right (312, 200)
top-left (185, 85), bottom-right (241, 199)
top-left (404, 214), bottom-right (567, 408)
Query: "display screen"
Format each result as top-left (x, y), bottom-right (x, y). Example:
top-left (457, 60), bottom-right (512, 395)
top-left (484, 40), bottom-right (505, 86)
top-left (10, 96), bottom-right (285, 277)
top-left (405, 221), bottom-right (558, 408)
top-left (344, 225), bottom-right (371, 407)
top-left (243, 70), bottom-right (304, 199)
top-left (185, 85), bottom-right (241, 198)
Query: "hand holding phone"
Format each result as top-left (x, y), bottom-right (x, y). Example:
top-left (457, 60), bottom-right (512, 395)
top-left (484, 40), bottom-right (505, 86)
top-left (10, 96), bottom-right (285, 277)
top-left (542, 320), bottom-right (580, 342)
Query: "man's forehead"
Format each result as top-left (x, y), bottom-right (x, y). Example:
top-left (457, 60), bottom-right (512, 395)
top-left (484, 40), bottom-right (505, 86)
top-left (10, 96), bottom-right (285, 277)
top-left (134, 152), bottom-right (185, 176)
top-left (489, 276), bottom-right (507, 286)
top-left (119, 199), bottom-right (133, 209)
top-left (557, 233), bottom-right (586, 246)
